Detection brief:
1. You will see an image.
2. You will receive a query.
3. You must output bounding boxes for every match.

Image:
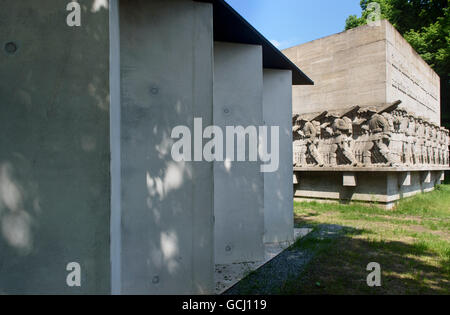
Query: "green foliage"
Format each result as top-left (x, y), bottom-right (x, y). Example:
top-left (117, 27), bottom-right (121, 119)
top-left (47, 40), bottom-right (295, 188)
top-left (403, 8), bottom-right (450, 75)
top-left (345, 0), bottom-right (449, 75)
top-left (344, 14), bottom-right (366, 30)
top-left (346, 0), bottom-right (449, 33)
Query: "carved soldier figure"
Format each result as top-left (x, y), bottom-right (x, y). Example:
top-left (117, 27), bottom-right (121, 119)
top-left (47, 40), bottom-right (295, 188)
top-left (358, 108), bottom-right (376, 165)
top-left (435, 126), bottom-right (441, 165)
top-left (415, 117), bottom-right (426, 165)
top-left (367, 108), bottom-right (397, 166)
top-left (359, 125), bottom-right (371, 165)
top-left (319, 113), bottom-right (338, 165)
top-left (392, 110), bottom-right (402, 133)
top-left (445, 129), bottom-right (450, 166)
top-left (382, 110), bottom-right (402, 164)
top-left (293, 116), bottom-right (307, 167)
top-left (397, 109), bottom-right (409, 165)
top-left (436, 125), bottom-right (442, 165)
top-left (331, 117), bottom-right (359, 166)
top-left (303, 120), bottom-right (324, 167)
top-left (292, 115), bottom-right (303, 141)
top-left (430, 123), bottom-right (438, 164)
top-left (439, 127), bottom-right (446, 165)
top-left (382, 112), bottom-right (395, 133)
top-left (387, 110), bottom-right (403, 164)
top-left (405, 113), bottom-right (417, 165)
top-left (424, 120), bottom-right (432, 165)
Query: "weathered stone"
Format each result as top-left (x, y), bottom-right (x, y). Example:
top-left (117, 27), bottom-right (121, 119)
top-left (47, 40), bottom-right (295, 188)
top-left (287, 20), bottom-right (449, 207)
top-left (283, 20), bottom-right (441, 125)
top-left (343, 173), bottom-right (357, 187)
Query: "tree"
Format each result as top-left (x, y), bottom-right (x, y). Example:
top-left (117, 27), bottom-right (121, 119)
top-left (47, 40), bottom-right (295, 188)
top-left (345, 0), bottom-right (450, 128)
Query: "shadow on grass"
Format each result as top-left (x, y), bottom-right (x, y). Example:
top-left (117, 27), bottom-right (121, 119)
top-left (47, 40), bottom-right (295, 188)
top-left (225, 224), bottom-right (449, 295)
top-left (281, 228), bottom-right (450, 295)
top-left (223, 224), bottom-right (352, 295)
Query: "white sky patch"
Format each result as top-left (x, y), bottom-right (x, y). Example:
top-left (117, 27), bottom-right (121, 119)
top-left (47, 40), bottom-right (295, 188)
top-left (270, 39), bottom-right (281, 48)
top-left (270, 39), bottom-right (296, 50)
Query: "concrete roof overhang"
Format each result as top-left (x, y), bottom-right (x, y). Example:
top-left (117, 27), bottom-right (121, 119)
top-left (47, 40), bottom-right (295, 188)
top-left (195, 0), bottom-right (313, 85)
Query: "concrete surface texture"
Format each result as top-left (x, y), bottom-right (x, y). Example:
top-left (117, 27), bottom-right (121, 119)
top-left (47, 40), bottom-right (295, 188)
top-left (213, 42), bottom-right (265, 265)
top-left (263, 69), bottom-right (294, 244)
top-left (0, 0), bottom-right (299, 295)
top-left (283, 20), bottom-right (441, 125)
top-left (119, 0), bottom-right (215, 294)
top-left (0, 0), bottom-right (111, 294)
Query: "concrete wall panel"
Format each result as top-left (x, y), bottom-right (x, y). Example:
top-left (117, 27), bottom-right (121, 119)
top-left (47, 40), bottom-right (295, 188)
top-left (284, 20), bottom-right (441, 123)
top-left (213, 42), bottom-right (265, 264)
top-left (283, 23), bottom-right (387, 115)
top-left (0, 0), bottom-right (110, 294)
top-left (262, 69), bottom-right (294, 244)
top-left (385, 22), bottom-right (440, 124)
top-left (119, 0), bottom-right (214, 294)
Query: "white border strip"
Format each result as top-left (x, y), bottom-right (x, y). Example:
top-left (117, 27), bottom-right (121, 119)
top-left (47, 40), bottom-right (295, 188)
top-left (109, 0), bottom-right (121, 295)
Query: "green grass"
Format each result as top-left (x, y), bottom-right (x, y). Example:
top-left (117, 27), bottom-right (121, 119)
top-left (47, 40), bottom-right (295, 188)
top-left (286, 184), bottom-right (450, 295)
top-left (395, 185), bottom-right (450, 219)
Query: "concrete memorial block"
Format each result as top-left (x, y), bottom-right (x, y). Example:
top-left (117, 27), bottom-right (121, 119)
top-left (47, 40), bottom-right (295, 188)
top-left (287, 21), bottom-right (449, 208)
top-left (263, 69), bottom-right (294, 244)
top-left (284, 20), bottom-right (441, 125)
top-left (118, 0), bottom-right (215, 295)
top-left (0, 0), bottom-right (111, 295)
top-left (213, 42), bottom-right (265, 265)
top-left (0, 0), bottom-right (311, 295)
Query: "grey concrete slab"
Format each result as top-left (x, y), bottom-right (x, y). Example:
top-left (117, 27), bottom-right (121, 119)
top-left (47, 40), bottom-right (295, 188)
top-left (213, 42), bottom-right (265, 265)
top-left (0, 0), bottom-right (110, 294)
top-left (263, 69), bottom-right (294, 244)
top-left (294, 166), bottom-right (449, 172)
top-left (294, 171), bottom-right (444, 208)
top-left (119, 0), bottom-right (215, 294)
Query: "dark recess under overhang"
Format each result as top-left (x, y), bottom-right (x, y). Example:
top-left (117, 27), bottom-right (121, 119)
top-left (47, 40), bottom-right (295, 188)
top-left (195, 0), bottom-right (313, 86)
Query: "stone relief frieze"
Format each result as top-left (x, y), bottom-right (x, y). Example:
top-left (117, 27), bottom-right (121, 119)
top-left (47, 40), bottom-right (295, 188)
top-left (293, 101), bottom-right (449, 168)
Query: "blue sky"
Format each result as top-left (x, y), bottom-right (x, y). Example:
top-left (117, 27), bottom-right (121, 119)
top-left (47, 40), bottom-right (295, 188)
top-left (225, 0), bottom-right (362, 50)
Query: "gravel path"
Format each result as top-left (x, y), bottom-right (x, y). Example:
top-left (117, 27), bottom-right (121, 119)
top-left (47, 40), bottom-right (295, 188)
top-left (224, 224), bottom-right (345, 295)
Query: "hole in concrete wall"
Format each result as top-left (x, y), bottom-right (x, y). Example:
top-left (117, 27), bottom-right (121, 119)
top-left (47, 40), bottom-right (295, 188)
top-left (150, 86), bottom-right (159, 95)
top-left (4, 42), bottom-right (17, 55)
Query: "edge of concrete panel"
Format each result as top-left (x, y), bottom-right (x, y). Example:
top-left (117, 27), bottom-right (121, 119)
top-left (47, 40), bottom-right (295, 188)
top-left (110, 0), bottom-right (121, 295)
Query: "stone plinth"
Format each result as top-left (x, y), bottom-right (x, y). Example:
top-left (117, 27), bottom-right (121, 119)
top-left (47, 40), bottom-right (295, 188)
top-left (287, 20), bottom-right (448, 207)
top-left (294, 168), bottom-right (446, 209)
